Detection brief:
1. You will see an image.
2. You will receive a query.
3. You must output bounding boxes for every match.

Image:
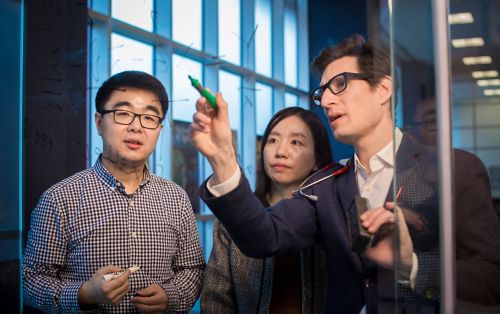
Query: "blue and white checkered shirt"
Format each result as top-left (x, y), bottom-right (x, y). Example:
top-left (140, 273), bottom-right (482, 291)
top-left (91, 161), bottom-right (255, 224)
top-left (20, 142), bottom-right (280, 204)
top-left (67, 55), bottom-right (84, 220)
top-left (23, 158), bottom-right (205, 313)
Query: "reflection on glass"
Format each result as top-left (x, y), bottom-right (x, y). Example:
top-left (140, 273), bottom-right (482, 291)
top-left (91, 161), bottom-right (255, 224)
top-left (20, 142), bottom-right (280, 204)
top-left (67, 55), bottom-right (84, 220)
top-left (390, 3), bottom-right (442, 309)
top-left (172, 0), bottom-right (202, 50)
top-left (219, 70), bottom-right (241, 132)
top-left (218, 0), bottom-right (241, 65)
top-left (111, 0), bottom-right (153, 31)
top-left (255, 82), bottom-right (272, 135)
top-left (390, 0), bottom-right (500, 311)
top-left (255, 0), bottom-right (272, 76)
top-left (171, 54), bottom-right (202, 122)
top-left (475, 104), bottom-right (500, 126)
top-left (449, 0), bottom-right (500, 204)
top-left (284, 92), bottom-right (298, 108)
top-left (406, 98), bottom-right (437, 146)
top-left (110, 33), bottom-right (153, 75)
top-left (452, 129), bottom-right (474, 149)
top-left (284, 0), bottom-right (297, 87)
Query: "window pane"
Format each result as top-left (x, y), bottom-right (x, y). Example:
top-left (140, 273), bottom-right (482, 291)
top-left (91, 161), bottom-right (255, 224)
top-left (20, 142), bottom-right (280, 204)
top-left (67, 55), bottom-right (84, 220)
top-left (218, 0), bottom-right (241, 65)
top-left (172, 0), bottom-right (202, 50)
top-left (255, 0), bottom-right (272, 76)
top-left (284, 92), bottom-right (298, 108)
top-left (219, 70), bottom-right (241, 132)
top-left (111, 33), bottom-right (153, 75)
top-left (255, 82), bottom-right (273, 135)
top-left (171, 55), bottom-right (203, 122)
top-left (172, 120), bottom-right (200, 213)
top-left (111, 0), bottom-right (153, 31)
top-left (284, 1), bottom-right (298, 87)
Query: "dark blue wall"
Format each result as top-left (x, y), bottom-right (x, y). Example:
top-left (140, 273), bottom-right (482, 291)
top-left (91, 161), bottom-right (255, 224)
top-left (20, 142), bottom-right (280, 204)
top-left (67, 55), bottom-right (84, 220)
top-left (23, 0), bottom-right (88, 241)
top-left (308, 0), bottom-right (368, 161)
top-left (0, 0), bottom-right (22, 311)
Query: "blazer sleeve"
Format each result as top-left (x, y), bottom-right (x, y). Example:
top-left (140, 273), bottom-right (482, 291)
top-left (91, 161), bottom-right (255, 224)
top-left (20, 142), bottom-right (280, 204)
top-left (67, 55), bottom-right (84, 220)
top-left (201, 220), bottom-right (237, 313)
top-left (454, 150), bottom-right (500, 304)
top-left (199, 173), bottom-right (319, 258)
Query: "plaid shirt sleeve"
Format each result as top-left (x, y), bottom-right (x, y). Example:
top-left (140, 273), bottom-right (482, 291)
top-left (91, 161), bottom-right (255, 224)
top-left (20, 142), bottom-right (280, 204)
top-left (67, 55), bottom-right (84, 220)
top-left (22, 190), bottom-right (85, 313)
top-left (159, 190), bottom-right (205, 312)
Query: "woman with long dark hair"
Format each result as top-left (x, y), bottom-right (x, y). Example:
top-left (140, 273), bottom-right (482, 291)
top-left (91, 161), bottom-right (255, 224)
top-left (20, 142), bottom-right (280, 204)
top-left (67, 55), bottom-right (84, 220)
top-left (201, 107), bottom-right (333, 313)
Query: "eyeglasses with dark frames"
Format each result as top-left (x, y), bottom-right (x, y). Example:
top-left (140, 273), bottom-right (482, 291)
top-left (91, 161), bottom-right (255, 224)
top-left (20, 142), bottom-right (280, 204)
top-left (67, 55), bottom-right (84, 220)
top-left (98, 109), bottom-right (164, 129)
top-left (413, 118), bottom-right (436, 132)
top-left (310, 72), bottom-right (372, 106)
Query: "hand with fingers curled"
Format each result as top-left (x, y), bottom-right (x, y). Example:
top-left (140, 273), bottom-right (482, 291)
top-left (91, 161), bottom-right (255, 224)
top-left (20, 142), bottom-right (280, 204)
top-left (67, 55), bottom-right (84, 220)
top-left (189, 93), bottom-right (238, 184)
top-left (360, 202), bottom-right (415, 278)
top-left (78, 265), bottom-right (131, 307)
top-left (130, 284), bottom-right (168, 313)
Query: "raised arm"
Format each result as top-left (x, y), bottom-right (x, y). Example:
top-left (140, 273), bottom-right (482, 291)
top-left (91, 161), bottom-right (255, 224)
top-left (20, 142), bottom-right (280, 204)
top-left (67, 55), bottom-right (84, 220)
top-left (190, 94), bottom-right (319, 258)
top-left (190, 93), bottom-right (238, 184)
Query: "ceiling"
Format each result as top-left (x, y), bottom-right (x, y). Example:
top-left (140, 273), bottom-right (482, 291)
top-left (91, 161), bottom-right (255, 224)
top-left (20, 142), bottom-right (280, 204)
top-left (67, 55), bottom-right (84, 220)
top-left (388, 0), bottom-right (500, 106)
top-left (449, 0), bottom-right (500, 105)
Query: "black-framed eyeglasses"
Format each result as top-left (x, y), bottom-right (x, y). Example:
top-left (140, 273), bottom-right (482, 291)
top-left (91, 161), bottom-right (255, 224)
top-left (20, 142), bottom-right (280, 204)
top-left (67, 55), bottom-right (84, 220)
top-left (414, 118), bottom-right (436, 132)
top-left (98, 109), bottom-right (164, 129)
top-left (310, 72), bottom-right (372, 106)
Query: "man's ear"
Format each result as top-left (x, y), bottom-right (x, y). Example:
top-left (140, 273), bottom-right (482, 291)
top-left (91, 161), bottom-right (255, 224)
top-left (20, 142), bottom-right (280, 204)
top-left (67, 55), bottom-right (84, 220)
top-left (377, 76), bottom-right (393, 106)
top-left (95, 112), bottom-right (103, 136)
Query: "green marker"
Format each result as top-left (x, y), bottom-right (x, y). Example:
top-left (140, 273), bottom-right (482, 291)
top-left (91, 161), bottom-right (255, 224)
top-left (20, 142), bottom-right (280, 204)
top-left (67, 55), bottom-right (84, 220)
top-left (188, 75), bottom-right (217, 111)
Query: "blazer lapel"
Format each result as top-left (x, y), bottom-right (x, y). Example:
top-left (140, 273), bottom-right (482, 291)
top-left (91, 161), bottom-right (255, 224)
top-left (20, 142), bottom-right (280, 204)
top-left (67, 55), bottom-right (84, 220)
top-left (337, 159), bottom-right (358, 218)
top-left (385, 133), bottom-right (421, 204)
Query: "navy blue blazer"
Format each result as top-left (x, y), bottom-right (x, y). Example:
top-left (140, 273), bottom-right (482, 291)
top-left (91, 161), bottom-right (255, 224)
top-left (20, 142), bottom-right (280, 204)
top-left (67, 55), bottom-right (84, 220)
top-left (200, 133), bottom-right (500, 313)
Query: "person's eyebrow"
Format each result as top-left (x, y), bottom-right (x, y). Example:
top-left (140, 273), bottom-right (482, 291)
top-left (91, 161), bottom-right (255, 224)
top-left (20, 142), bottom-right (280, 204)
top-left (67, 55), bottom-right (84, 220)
top-left (110, 101), bottom-right (131, 109)
top-left (144, 104), bottom-right (162, 116)
top-left (269, 130), bottom-right (307, 139)
top-left (110, 102), bottom-right (162, 116)
top-left (423, 109), bottom-right (436, 119)
top-left (290, 132), bottom-right (307, 139)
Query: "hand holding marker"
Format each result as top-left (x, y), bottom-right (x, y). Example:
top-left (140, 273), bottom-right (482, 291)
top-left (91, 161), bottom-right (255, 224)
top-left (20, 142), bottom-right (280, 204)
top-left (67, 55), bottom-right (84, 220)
top-left (103, 266), bottom-right (140, 282)
top-left (188, 75), bottom-right (217, 111)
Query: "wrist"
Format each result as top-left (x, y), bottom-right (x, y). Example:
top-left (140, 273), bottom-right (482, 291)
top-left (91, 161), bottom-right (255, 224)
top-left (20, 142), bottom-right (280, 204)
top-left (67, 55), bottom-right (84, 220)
top-left (208, 146), bottom-right (238, 184)
top-left (78, 281), bottom-right (93, 306)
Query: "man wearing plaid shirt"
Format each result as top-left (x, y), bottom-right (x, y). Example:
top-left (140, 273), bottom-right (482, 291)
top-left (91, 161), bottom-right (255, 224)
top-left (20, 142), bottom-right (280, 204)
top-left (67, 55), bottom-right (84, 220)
top-left (23, 71), bottom-right (205, 313)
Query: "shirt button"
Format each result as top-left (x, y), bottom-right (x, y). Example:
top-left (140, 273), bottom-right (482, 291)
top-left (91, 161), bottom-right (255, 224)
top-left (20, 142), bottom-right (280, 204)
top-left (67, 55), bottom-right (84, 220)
top-left (364, 185), bottom-right (372, 192)
top-left (128, 200), bottom-right (134, 206)
top-left (131, 232), bottom-right (138, 238)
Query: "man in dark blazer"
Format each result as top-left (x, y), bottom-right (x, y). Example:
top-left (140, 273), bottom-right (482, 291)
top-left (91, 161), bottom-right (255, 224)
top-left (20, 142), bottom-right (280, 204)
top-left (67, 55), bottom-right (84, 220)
top-left (190, 34), bottom-right (500, 313)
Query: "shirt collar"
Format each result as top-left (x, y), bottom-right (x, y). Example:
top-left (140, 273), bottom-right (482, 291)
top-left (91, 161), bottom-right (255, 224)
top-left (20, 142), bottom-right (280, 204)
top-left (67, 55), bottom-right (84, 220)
top-left (354, 128), bottom-right (403, 174)
top-left (94, 155), bottom-right (151, 191)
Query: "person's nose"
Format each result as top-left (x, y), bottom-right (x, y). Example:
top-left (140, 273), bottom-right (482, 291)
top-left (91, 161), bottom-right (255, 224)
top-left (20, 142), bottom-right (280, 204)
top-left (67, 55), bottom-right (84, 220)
top-left (275, 141), bottom-right (289, 158)
top-left (127, 114), bottom-right (143, 132)
top-left (320, 88), bottom-right (339, 110)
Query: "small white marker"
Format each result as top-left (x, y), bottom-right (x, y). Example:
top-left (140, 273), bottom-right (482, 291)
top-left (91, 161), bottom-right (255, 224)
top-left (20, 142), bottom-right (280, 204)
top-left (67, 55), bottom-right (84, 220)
top-left (103, 266), bottom-right (140, 282)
